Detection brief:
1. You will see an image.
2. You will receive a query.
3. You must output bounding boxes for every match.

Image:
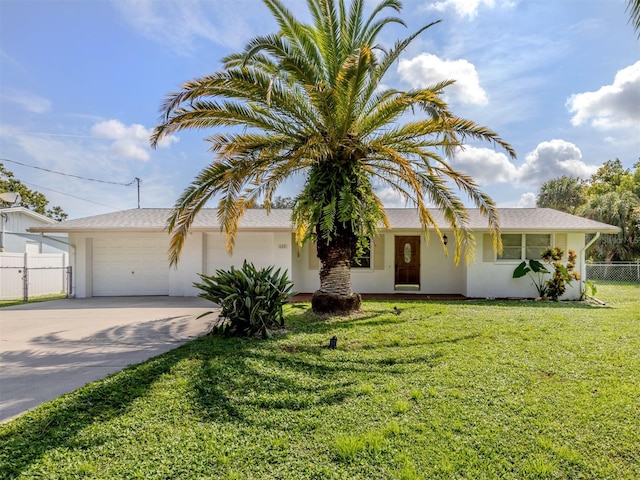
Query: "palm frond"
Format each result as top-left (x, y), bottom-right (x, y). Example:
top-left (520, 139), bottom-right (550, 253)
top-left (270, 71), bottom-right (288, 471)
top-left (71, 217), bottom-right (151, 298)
top-left (627, 0), bottom-right (640, 36)
top-left (152, 0), bottom-right (515, 264)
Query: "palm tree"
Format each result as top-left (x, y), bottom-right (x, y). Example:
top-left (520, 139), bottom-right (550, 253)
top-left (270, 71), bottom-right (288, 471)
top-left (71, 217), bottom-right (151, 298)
top-left (582, 191), bottom-right (640, 261)
top-left (627, 0), bottom-right (640, 36)
top-left (536, 176), bottom-right (585, 214)
top-left (151, 0), bottom-right (515, 313)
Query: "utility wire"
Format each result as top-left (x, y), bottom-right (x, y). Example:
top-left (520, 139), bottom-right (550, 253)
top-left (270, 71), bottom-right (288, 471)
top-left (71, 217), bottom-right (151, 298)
top-left (1, 157), bottom-right (136, 186)
top-left (22, 181), bottom-right (120, 210)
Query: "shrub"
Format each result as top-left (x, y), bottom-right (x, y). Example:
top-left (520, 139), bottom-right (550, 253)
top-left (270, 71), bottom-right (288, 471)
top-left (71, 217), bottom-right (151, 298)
top-left (194, 261), bottom-right (294, 338)
top-left (513, 247), bottom-right (580, 301)
top-left (512, 258), bottom-right (550, 298)
top-left (541, 247), bottom-right (579, 301)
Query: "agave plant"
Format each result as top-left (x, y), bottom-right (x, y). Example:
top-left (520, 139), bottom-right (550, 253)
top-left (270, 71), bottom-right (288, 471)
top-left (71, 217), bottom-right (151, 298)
top-left (195, 261), bottom-right (294, 338)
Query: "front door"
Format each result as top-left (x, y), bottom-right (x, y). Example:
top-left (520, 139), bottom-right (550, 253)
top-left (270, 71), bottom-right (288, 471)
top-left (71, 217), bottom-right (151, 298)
top-left (395, 236), bottom-right (420, 289)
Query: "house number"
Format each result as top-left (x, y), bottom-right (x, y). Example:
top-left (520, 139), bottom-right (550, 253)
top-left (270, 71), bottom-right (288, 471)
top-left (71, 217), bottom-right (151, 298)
top-left (404, 243), bottom-right (412, 263)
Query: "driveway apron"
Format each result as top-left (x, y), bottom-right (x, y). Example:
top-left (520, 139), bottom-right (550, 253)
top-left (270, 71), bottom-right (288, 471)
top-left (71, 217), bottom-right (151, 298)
top-left (0, 297), bottom-right (216, 423)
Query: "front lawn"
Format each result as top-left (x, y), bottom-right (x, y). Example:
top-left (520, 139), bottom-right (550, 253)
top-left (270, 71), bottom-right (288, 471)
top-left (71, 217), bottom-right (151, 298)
top-left (0, 294), bottom-right (67, 308)
top-left (1, 284), bottom-right (639, 479)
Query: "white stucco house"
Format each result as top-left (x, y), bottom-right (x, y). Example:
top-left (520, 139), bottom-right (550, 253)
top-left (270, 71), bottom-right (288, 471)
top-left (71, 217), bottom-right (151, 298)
top-left (0, 206), bottom-right (67, 254)
top-left (28, 207), bottom-right (619, 300)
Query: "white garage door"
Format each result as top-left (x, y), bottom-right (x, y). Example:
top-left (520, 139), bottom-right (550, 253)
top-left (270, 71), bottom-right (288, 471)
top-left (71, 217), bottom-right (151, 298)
top-left (93, 236), bottom-right (169, 296)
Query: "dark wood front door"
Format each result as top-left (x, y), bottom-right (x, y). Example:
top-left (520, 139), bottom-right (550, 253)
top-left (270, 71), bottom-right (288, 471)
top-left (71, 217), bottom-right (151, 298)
top-left (395, 236), bottom-right (420, 288)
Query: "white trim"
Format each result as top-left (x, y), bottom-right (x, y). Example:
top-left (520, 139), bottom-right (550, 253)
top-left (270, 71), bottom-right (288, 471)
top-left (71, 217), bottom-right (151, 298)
top-left (0, 206), bottom-right (57, 224)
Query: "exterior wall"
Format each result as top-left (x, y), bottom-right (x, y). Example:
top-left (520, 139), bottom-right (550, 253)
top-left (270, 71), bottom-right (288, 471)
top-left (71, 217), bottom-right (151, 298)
top-left (169, 232), bottom-right (204, 297)
top-left (68, 233), bottom-right (85, 298)
top-left (66, 228), bottom-right (587, 300)
top-left (1, 211), bottom-right (67, 254)
top-left (69, 230), bottom-right (293, 298)
top-left (204, 230), bottom-right (292, 276)
top-left (291, 231), bottom-right (466, 295)
top-left (421, 234), bottom-right (466, 294)
top-left (466, 232), bottom-right (586, 300)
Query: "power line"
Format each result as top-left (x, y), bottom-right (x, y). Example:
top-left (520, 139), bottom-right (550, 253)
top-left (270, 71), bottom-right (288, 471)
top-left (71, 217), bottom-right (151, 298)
top-left (1, 157), bottom-right (136, 186)
top-left (22, 181), bottom-right (120, 210)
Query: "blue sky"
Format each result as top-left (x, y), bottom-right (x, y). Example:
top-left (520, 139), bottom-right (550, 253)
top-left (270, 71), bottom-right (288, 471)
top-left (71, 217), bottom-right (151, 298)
top-left (1, 0), bottom-right (638, 219)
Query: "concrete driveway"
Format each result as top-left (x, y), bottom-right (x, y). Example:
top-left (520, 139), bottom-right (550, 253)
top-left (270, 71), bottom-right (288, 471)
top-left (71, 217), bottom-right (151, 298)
top-left (0, 296), bottom-right (217, 423)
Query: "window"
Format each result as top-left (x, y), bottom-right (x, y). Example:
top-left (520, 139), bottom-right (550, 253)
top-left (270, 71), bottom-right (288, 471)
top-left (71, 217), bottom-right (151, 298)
top-left (500, 234), bottom-right (522, 260)
top-left (525, 234), bottom-right (551, 260)
top-left (497, 234), bottom-right (551, 261)
top-left (351, 243), bottom-right (371, 269)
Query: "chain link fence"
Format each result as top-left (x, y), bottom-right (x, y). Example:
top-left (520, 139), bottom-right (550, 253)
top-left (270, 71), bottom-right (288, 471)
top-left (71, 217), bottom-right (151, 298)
top-left (585, 262), bottom-right (640, 283)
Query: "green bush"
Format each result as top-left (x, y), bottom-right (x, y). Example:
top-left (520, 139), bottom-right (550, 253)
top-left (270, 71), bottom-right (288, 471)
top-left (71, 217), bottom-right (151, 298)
top-left (512, 258), bottom-right (550, 298)
top-left (512, 247), bottom-right (580, 301)
top-left (541, 247), bottom-right (579, 301)
top-left (194, 261), bottom-right (294, 338)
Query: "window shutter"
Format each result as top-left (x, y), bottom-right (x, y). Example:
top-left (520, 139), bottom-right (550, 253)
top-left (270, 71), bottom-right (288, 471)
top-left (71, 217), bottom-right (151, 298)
top-left (373, 235), bottom-right (385, 270)
top-left (308, 242), bottom-right (319, 270)
top-left (483, 234), bottom-right (495, 262)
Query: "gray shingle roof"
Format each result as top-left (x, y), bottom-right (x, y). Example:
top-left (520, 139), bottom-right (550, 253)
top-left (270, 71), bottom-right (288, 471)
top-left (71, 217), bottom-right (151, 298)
top-left (28, 207), bottom-right (620, 234)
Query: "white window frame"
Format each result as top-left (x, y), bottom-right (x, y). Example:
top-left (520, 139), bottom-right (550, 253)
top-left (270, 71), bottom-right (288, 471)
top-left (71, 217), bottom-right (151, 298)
top-left (496, 233), bottom-right (553, 262)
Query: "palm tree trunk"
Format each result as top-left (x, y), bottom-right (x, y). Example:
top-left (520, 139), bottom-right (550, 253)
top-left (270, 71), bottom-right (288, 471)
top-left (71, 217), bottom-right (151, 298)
top-left (312, 229), bottom-right (362, 314)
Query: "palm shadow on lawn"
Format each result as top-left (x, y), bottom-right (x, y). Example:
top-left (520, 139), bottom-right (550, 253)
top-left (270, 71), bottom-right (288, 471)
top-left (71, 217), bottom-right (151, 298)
top-left (0, 348), bottom-right (186, 479)
top-left (0, 316), bottom-right (208, 479)
top-left (188, 314), bottom-right (482, 425)
top-left (0, 298), bottom-right (608, 478)
top-left (2, 327), bottom-right (368, 477)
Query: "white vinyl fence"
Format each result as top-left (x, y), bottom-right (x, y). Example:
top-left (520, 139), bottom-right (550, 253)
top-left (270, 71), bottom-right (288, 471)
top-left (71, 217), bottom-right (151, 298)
top-left (0, 252), bottom-right (71, 300)
top-left (585, 261), bottom-right (640, 283)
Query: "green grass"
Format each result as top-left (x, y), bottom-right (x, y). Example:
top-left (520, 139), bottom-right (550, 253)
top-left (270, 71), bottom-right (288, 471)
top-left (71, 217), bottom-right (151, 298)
top-left (0, 293), bottom-right (67, 308)
top-left (1, 283), bottom-right (639, 479)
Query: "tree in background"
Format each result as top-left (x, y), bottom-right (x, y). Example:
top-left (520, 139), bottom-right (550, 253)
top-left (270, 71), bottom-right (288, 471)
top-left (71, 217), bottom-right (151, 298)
top-left (151, 0), bottom-right (515, 314)
top-left (537, 159), bottom-right (640, 261)
top-left (588, 159), bottom-right (630, 196)
top-left (583, 190), bottom-right (640, 261)
top-left (258, 196), bottom-right (295, 209)
top-left (582, 160), bottom-right (640, 261)
top-left (0, 163), bottom-right (68, 221)
top-left (536, 176), bottom-right (585, 214)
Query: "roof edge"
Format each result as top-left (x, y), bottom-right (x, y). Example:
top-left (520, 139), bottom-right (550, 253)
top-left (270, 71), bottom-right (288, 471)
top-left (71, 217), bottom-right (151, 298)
top-left (1, 206), bottom-right (58, 224)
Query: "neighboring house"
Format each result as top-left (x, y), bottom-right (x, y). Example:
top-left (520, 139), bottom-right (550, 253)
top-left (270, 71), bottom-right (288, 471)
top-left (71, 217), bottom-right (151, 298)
top-left (28, 208), bottom-right (619, 300)
top-left (1, 207), bottom-right (69, 300)
top-left (0, 206), bottom-right (67, 254)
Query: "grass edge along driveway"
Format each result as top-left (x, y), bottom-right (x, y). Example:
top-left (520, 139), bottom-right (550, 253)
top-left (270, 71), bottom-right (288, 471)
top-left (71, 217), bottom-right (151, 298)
top-left (1, 283), bottom-right (638, 479)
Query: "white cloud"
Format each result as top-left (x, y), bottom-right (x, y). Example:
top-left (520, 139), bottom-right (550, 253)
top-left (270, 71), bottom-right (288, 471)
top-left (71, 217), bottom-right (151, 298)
top-left (450, 146), bottom-right (517, 184)
top-left (1, 89), bottom-right (51, 114)
top-left (567, 61), bottom-right (640, 131)
top-left (375, 187), bottom-right (413, 208)
top-left (517, 192), bottom-right (536, 208)
top-left (449, 140), bottom-right (598, 188)
top-left (0, 123), bottom-right (184, 218)
top-left (428, 0), bottom-right (515, 19)
top-left (398, 53), bottom-right (488, 105)
top-left (516, 139), bottom-right (597, 186)
top-left (91, 119), bottom-right (177, 161)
